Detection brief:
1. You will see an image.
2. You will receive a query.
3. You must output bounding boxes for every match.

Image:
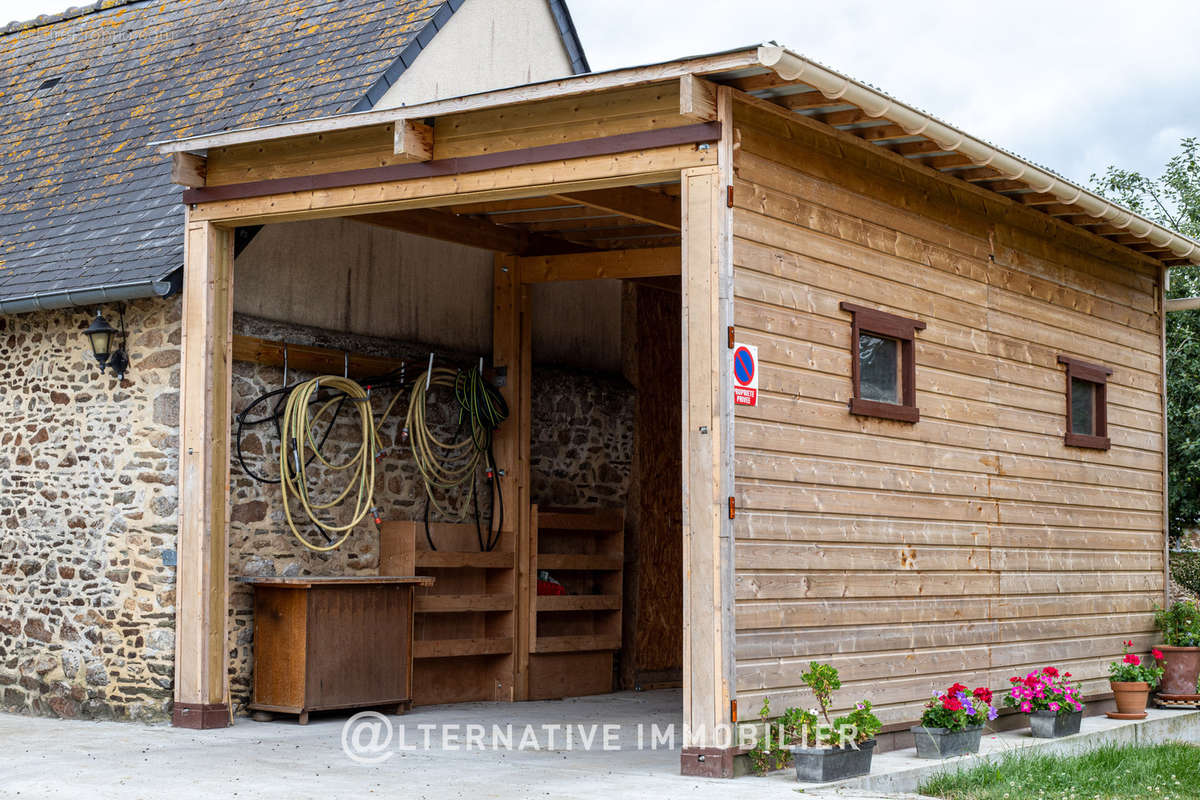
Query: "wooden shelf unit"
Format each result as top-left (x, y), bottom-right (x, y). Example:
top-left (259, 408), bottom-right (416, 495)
top-left (529, 506), bottom-right (624, 700)
top-left (380, 520), bottom-right (516, 705)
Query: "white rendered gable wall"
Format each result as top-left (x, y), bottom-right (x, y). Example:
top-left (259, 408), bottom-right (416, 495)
top-left (375, 0), bottom-right (575, 108)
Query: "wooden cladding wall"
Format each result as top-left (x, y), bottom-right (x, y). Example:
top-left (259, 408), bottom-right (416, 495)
top-left (729, 97), bottom-right (1166, 727)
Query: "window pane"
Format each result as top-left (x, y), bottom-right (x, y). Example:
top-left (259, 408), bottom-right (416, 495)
top-left (1071, 377), bottom-right (1096, 435)
top-left (860, 333), bottom-right (900, 404)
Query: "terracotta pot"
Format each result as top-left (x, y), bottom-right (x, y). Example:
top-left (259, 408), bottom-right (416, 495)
top-left (1158, 646), bottom-right (1200, 696)
top-left (1110, 681), bottom-right (1150, 716)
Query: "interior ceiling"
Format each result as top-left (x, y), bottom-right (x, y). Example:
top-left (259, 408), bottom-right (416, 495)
top-left (348, 184), bottom-right (681, 256)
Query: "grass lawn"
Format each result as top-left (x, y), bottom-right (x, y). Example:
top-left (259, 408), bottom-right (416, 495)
top-left (918, 742), bottom-right (1200, 800)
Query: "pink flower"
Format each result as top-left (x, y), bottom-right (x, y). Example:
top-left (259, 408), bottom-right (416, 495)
top-left (1049, 702), bottom-right (1060, 712)
top-left (1020, 701), bottom-right (1031, 712)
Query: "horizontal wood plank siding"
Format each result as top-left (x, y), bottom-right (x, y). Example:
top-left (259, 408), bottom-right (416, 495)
top-left (730, 97), bottom-right (1165, 726)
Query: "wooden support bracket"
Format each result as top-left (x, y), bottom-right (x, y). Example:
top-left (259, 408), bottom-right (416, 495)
top-left (680, 75), bottom-right (718, 122)
top-left (171, 153), bottom-right (207, 187)
top-left (393, 120), bottom-right (434, 162)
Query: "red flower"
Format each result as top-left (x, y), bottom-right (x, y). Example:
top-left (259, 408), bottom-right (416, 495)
top-left (1124, 653), bottom-right (1141, 666)
top-left (1152, 648), bottom-right (1164, 661)
top-left (1009, 676), bottom-right (1022, 684)
top-left (947, 682), bottom-right (968, 696)
top-left (1042, 666), bottom-right (1060, 678)
top-left (1124, 640), bottom-right (1134, 648)
top-left (973, 687), bottom-right (993, 705)
top-left (1063, 672), bottom-right (1072, 678)
top-left (942, 696), bottom-right (964, 712)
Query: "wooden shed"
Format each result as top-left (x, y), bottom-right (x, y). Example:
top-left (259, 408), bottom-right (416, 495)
top-left (157, 44), bottom-right (1200, 775)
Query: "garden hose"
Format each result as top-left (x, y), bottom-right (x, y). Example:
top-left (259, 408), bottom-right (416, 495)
top-left (407, 366), bottom-right (509, 550)
top-left (279, 375), bottom-right (404, 552)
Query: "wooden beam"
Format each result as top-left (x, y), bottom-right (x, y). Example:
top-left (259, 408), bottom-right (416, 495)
top-left (393, 120), bottom-right (433, 162)
top-left (231, 335), bottom-right (405, 379)
top-left (813, 108), bottom-right (874, 127)
top-left (492, 255), bottom-right (532, 700)
top-left (183, 123), bottom-right (722, 206)
top-left (779, 92), bottom-right (848, 111)
top-left (854, 124), bottom-right (915, 143)
top-left (957, 167), bottom-right (1007, 181)
top-left (350, 208), bottom-right (584, 255)
top-left (680, 75), bottom-right (718, 122)
top-left (891, 140), bottom-right (948, 157)
top-left (173, 216), bottom-right (233, 729)
top-left (680, 162), bottom-right (731, 753)
top-left (923, 153), bottom-right (977, 170)
top-left (171, 153), bottom-right (207, 187)
top-left (553, 187), bottom-right (682, 231)
top-left (518, 246), bottom-right (681, 282)
top-left (1016, 192), bottom-right (1062, 206)
top-left (188, 143), bottom-right (714, 226)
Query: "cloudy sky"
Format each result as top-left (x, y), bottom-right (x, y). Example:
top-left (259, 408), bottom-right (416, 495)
top-left (5, 0), bottom-right (1197, 185)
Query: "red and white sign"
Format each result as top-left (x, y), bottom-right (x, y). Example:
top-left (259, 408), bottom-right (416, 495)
top-left (732, 343), bottom-right (758, 407)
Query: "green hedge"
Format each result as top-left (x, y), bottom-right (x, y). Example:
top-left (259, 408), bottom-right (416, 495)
top-left (1171, 551), bottom-right (1200, 596)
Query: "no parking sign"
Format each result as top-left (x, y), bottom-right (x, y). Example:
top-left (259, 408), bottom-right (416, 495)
top-left (732, 343), bottom-right (758, 406)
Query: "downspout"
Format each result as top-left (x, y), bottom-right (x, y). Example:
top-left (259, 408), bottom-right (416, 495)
top-left (756, 45), bottom-right (1200, 264)
top-left (0, 270), bottom-right (181, 316)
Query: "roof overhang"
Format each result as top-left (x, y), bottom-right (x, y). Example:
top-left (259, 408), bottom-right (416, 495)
top-left (156, 44), bottom-right (1200, 266)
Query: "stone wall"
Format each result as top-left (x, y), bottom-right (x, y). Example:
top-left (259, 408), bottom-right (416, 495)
top-left (226, 316), bottom-right (634, 712)
top-left (0, 303), bottom-right (633, 721)
top-left (0, 298), bottom-right (181, 721)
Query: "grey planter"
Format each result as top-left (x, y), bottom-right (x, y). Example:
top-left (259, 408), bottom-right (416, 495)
top-left (910, 724), bottom-right (983, 759)
top-left (791, 739), bottom-right (875, 782)
top-left (1028, 709), bottom-right (1083, 738)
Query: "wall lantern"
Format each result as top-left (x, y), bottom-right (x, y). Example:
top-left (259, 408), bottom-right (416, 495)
top-left (83, 307), bottom-right (130, 379)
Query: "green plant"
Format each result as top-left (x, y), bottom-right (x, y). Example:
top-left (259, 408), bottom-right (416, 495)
top-left (1155, 599), bottom-right (1200, 646)
top-left (786, 662), bottom-right (881, 748)
top-left (832, 701), bottom-right (882, 745)
top-left (1169, 552), bottom-right (1200, 597)
top-left (801, 661), bottom-right (841, 725)
top-left (1108, 641), bottom-right (1166, 685)
top-left (746, 698), bottom-right (789, 776)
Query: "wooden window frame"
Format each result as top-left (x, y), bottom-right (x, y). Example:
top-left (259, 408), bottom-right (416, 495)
top-left (840, 302), bottom-right (926, 423)
top-left (1057, 355), bottom-right (1112, 450)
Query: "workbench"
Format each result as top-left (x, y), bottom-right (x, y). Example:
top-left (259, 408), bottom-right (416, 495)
top-left (243, 576), bottom-right (434, 724)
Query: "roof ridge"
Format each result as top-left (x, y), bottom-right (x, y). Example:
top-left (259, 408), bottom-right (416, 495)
top-left (2, 0), bottom-right (142, 36)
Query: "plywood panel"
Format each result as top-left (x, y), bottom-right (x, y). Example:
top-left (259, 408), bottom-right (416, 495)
top-left (730, 94), bottom-right (1165, 728)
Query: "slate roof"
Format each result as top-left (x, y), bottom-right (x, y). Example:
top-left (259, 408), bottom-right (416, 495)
top-left (0, 0), bottom-right (493, 312)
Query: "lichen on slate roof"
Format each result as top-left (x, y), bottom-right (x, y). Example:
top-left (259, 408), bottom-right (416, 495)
top-left (0, 0), bottom-right (447, 308)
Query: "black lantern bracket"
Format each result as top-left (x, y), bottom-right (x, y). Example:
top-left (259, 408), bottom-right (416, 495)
top-left (83, 305), bottom-right (130, 380)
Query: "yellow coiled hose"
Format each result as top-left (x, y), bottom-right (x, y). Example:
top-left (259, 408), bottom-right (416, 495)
top-left (279, 375), bottom-right (404, 552)
top-left (406, 367), bottom-right (485, 521)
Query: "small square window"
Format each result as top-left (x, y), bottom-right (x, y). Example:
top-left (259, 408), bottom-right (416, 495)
top-left (859, 333), bottom-right (901, 404)
top-left (1058, 355), bottom-right (1112, 450)
top-left (840, 302), bottom-right (926, 423)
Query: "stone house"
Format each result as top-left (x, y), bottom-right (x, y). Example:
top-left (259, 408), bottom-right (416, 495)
top-left (0, 0), bottom-right (591, 722)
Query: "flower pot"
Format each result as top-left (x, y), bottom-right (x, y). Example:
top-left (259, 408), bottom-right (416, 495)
top-left (1158, 646), bottom-right (1200, 696)
top-left (909, 725), bottom-right (983, 759)
top-left (791, 739), bottom-right (875, 782)
top-left (1028, 709), bottom-right (1083, 738)
top-left (1108, 681), bottom-right (1150, 719)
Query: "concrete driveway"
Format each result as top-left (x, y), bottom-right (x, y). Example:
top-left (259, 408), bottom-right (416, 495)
top-left (0, 690), bottom-right (931, 799)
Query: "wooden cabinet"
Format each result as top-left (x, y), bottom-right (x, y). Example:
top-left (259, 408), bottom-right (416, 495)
top-left (245, 576), bottom-right (432, 724)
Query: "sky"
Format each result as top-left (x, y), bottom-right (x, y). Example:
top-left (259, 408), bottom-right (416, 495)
top-left (3, 0), bottom-right (1197, 186)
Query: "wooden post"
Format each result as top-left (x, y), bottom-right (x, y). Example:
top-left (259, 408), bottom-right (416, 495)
top-left (492, 255), bottom-right (532, 701)
top-left (680, 156), bottom-right (735, 776)
top-left (173, 215), bottom-right (234, 729)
